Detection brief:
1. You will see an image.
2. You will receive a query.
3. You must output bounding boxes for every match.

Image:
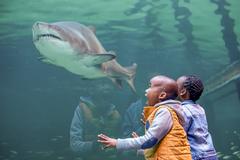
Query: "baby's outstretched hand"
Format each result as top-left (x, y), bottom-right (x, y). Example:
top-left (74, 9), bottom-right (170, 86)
top-left (98, 134), bottom-right (117, 149)
top-left (131, 132), bottom-right (139, 138)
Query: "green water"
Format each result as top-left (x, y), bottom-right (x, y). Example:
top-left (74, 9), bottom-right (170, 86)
top-left (0, 0), bottom-right (240, 159)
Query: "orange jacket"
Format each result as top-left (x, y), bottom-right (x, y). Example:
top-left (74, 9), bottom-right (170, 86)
top-left (144, 105), bottom-right (192, 160)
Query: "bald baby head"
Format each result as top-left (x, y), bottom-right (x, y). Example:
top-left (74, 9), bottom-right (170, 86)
top-left (151, 75), bottom-right (178, 99)
top-left (146, 75), bottom-right (177, 105)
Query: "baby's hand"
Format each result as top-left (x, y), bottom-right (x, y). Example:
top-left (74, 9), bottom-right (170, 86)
top-left (131, 132), bottom-right (139, 138)
top-left (98, 134), bottom-right (117, 149)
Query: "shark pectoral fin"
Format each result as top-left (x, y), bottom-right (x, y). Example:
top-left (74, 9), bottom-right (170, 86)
top-left (38, 57), bottom-right (55, 65)
top-left (107, 51), bottom-right (117, 56)
top-left (110, 78), bottom-right (123, 89)
top-left (37, 56), bottom-right (45, 61)
top-left (82, 52), bottom-right (116, 66)
top-left (41, 59), bottom-right (52, 64)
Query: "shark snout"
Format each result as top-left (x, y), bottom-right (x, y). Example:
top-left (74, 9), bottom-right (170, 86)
top-left (32, 22), bottom-right (46, 35)
top-left (33, 22), bottom-right (49, 34)
top-left (34, 21), bottom-right (48, 28)
top-left (32, 21), bottom-right (63, 42)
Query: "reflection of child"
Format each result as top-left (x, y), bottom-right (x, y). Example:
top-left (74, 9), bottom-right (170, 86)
top-left (70, 96), bottom-right (121, 159)
top-left (176, 75), bottom-right (218, 160)
top-left (98, 75), bottom-right (192, 160)
top-left (70, 96), bottom-right (102, 157)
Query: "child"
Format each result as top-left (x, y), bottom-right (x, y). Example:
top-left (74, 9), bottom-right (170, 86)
top-left (98, 75), bottom-right (192, 160)
top-left (176, 75), bottom-right (218, 160)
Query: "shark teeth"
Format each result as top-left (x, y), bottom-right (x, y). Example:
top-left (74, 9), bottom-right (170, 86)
top-left (36, 34), bottom-right (62, 41)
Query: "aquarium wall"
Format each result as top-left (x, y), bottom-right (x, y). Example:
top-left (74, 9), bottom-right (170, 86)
top-left (0, 0), bottom-right (240, 160)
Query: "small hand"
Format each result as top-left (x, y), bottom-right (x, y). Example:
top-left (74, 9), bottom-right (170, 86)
top-left (131, 132), bottom-right (139, 138)
top-left (98, 134), bottom-right (117, 149)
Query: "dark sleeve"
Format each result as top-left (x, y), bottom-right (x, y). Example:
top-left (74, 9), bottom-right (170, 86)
top-left (122, 108), bottom-right (133, 137)
top-left (70, 106), bottom-right (93, 154)
top-left (121, 100), bottom-right (144, 137)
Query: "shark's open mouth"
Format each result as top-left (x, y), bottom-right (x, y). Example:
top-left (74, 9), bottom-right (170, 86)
top-left (36, 34), bottom-right (62, 41)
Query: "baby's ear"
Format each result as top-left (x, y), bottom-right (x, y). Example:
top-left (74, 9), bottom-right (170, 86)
top-left (180, 88), bottom-right (187, 96)
top-left (159, 91), bottom-right (167, 100)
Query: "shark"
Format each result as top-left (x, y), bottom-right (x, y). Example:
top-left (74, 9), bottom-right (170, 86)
top-left (204, 60), bottom-right (240, 95)
top-left (32, 21), bottom-right (137, 92)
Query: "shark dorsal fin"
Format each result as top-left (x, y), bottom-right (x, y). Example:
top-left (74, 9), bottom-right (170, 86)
top-left (88, 25), bottom-right (96, 34)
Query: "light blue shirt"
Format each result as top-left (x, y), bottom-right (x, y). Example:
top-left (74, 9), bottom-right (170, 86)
top-left (70, 106), bottom-right (93, 154)
top-left (175, 100), bottom-right (217, 160)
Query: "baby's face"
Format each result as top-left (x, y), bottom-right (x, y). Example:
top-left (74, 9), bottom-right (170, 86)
top-left (145, 78), bottom-right (161, 106)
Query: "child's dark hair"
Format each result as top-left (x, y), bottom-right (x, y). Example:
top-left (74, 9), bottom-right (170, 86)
top-left (183, 75), bottom-right (204, 102)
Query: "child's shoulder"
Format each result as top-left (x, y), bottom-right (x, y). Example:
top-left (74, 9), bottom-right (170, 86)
top-left (187, 103), bottom-right (206, 115)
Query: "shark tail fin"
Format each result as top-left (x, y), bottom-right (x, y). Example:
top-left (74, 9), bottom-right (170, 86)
top-left (125, 63), bottom-right (137, 93)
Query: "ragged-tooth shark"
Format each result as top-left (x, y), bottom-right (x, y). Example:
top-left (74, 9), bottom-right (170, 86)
top-left (32, 21), bottom-right (137, 92)
top-left (204, 60), bottom-right (240, 95)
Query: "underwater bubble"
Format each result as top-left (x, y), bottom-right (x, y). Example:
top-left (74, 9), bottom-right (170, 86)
top-left (9, 150), bottom-right (18, 155)
top-left (216, 152), bottom-right (224, 158)
top-left (237, 153), bottom-right (240, 159)
top-left (230, 142), bottom-right (235, 145)
top-left (222, 155), bottom-right (233, 159)
top-left (56, 135), bottom-right (63, 139)
top-left (1, 142), bottom-right (9, 146)
top-left (35, 151), bottom-right (54, 157)
top-left (50, 138), bottom-right (58, 142)
top-left (230, 145), bottom-right (239, 151)
top-left (232, 150), bottom-right (240, 155)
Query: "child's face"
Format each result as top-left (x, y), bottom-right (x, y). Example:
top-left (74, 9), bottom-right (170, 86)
top-left (145, 77), bottom-right (167, 106)
top-left (177, 76), bottom-right (188, 101)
